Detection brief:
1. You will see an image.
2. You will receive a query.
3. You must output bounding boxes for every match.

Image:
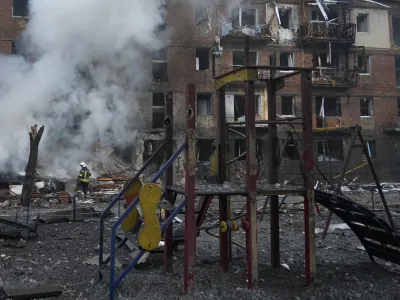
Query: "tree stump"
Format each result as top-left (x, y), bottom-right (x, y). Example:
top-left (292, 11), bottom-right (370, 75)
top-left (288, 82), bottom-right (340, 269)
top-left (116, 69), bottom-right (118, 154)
top-left (21, 125), bottom-right (44, 206)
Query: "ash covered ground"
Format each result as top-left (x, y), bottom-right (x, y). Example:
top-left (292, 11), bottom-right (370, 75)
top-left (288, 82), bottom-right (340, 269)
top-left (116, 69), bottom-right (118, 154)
top-left (1, 191), bottom-right (400, 300)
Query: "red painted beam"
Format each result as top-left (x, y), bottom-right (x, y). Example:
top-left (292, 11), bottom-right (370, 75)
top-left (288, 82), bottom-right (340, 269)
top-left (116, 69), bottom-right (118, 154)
top-left (184, 83), bottom-right (197, 293)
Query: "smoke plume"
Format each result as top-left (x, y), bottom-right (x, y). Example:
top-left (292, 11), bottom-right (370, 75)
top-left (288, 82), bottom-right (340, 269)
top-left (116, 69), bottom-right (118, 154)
top-left (0, 0), bottom-right (165, 178)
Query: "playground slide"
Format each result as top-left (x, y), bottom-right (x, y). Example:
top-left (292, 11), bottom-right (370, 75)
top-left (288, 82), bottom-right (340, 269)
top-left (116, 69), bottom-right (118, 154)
top-left (315, 190), bottom-right (400, 265)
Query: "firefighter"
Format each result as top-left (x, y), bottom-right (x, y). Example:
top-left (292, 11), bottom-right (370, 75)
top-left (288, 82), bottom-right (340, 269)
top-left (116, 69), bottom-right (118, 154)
top-left (77, 162), bottom-right (91, 197)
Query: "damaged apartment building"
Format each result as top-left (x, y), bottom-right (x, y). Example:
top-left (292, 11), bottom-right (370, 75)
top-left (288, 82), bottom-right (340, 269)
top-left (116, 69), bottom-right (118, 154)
top-left (2, 0), bottom-right (400, 182)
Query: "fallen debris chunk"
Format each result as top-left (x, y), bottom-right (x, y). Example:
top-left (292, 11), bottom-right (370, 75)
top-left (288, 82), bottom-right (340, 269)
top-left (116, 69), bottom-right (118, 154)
top-left (0, 285), bottom-right (62, 300)
top-left (83, 254), bottom-right (122, 268)
top-left (315, 223), bottom-right (350, 234)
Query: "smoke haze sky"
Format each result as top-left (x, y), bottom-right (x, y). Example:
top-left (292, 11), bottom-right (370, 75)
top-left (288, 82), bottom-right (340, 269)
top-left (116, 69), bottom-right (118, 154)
top-left (0, 0), bottom-right (165, 178)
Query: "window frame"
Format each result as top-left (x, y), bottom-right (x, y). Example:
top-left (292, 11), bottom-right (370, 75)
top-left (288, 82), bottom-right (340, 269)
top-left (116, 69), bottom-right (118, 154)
top-left (357, 55), bottom-right (371, 75)
top-left (231, 7), bottom-right (258, 28)
top-left (12, 0), bottom-right (29, 18)
top-left (360, 97), bottom-right (373, 117)
top-left (281, 95), bottom-right (296, 117)
top-left (197, 93), bottom-right (213, 116)
top-left (356, 13), bottom-right (370, 33)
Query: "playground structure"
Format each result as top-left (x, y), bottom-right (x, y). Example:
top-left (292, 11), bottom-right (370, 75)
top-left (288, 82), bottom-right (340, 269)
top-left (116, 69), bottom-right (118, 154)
top-left (97, 64), bottom-right (400, 300)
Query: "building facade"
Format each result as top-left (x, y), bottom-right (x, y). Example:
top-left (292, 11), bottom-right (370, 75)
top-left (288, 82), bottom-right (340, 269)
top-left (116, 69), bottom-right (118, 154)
top-left (1, 0), bottom-right (400, 182)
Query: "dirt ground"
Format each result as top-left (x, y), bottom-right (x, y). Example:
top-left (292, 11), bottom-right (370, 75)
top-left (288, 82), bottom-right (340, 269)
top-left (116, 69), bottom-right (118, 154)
top-left (1, 190), bottom-right (400, 300)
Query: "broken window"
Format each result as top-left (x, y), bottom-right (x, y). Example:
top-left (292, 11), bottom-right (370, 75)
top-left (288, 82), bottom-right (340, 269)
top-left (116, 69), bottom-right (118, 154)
top-left (279, 53), bottom-right (294, 67)
top-left (357, 13), bottom-right (369, 33)
top-left (234, 139), bottom-right (246, 161)
top-left (234, 95), bottom-right (245, 121)
top-left (13, 0), bottom-right (28, 17)
top-left (231, 8), bottom-right (257, 28)
top-left (152, 93), bottom-right (165, 129)
top-left (197, 93), bottom-right (212, 115)
top-left (316, 97), bottom-right (342, 117)
top-left (197, 139), bottom-right (214, 162)
top-left (153, 62), bottom-right (167, 82)
top-left (196, 48), bottom-right (209, 71)
top-left (281, 96), bottom-right (295, 116)
top-left (282, 137), bottom-right (299, 160)
top-left (396, 56), bottom-right (400, 88)
top-left (279, 8), bottom-right (293, 30)
top-left (314, 53), bottom-right (339, 68)
top-left (360, 97), bottom-right (373, 117)
top-left (195, 4), bottom-right (209, 26)
top-left (397, 97), bottom-right (400, 117)
top-left (393, 16), bottom-right (400, 46)
top-left (364, 140), bottom-right (377, 159)
top-left (317, 140), bottom-right (344, 161)
top-left (357, 55), bottom-right (370, 74)
top-left (232, 51), bottom-right (257, 67)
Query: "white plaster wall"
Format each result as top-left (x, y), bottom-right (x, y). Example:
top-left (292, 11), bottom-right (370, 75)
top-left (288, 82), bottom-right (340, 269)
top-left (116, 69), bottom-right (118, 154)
top-left (350, 8), bottom-right (390, 49)
top-left (266, 3), bottom-right (299, 44)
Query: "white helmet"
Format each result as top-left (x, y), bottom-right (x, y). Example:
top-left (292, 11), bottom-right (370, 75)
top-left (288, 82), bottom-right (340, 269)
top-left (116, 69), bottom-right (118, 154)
top-left (79, 162), bottom-right (86, 168)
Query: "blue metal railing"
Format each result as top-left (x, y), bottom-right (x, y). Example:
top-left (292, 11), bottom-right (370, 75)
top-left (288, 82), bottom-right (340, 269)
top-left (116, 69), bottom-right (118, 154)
top-left (109, 141), bottom-right (187, 300)
top-left (98, 141), bottom-right (166, 266)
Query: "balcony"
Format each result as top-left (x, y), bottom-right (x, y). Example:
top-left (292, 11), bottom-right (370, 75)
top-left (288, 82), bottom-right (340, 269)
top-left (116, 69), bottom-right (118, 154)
top-left (312, 68), bottom-right (358, 88)
top-left (299, 22), bottom-right (356, 45)
top-left (220, 23), bottom-right (274, 42)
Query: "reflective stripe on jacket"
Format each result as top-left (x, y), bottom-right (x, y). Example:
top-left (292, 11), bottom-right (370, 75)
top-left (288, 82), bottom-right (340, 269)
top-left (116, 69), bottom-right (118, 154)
top-left (79, 167), bottom-right (91, 183)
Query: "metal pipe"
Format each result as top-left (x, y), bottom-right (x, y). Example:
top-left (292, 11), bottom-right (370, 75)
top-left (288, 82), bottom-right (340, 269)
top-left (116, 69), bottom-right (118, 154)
top-left (109, 141), bottom-right (187, 300)
top-left (98, 140), bottom-right (166, 266)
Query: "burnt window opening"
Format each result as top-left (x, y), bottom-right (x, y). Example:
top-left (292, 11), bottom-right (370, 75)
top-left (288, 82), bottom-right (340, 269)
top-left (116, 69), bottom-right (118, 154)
top-left (278, 8), bottom-right (293, 30)
top-left (357, 13), bottom-right (369, 33)
top-left (316, 97), bottom-right (342, 117)
top-left (195, 4), bottom-right (209, 25)
top-left (197, 139), bottom-right (214, 162)
top-left (282, 137), bottom-right (299, 160)
top-left (197, 93), bottom-right (212, 115)
top-left (232, 51), bottom-right (257, 67)
top-left (397, 97), bottom-right (400, 117)
top-left (153, 48), bottom-right (167, 61)
top-left (357, 55), bottom-right (370, 74)
top-left (152, 93), bottom-right (165, 129)
top-left (396, 56), bottom-right (400, 88)
top-left (234, 95), bottom-right (245, 121)
top-left (279, 53), bottom-right (294, 67)
top-left (363, 140), bottom-right (377, 159)
top-left (112, 145), bottom-right (134, 165)
top-left (393, 17), bottom-right (400, 46)
top-left (153, 93), bottom-right (165, 106)
top-left (314, 53), bottom-right (340, 68)
top-left (281, 96), bottom-right (295, 116)
top-left (234, 139), bottom-right (246, 161)
top-left (233, 94), bottom-right (260, 120)
top-left (13, 0), bottom-right (28, 17)
top-left (153, 62), bottom-right (167, 82)
top-left (232, 8), bottom-right (257, 28)
top-left (196, 48), bottom-right (210, 71)
top-left (360, 97), bottom-right (373, 117)
top-left (269, 53), bottom-right (277, 66)
top-left (317, 140), bottom-right (344, 161)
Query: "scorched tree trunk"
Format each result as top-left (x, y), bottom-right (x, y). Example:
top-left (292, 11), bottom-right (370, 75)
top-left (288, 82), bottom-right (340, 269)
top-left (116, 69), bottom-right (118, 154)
top-left (21, 125), bottom-right (44, 206)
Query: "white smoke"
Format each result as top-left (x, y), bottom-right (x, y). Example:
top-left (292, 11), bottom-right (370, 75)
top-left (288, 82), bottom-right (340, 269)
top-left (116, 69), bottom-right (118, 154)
top-left (0, 0), bottom-right (165, 178)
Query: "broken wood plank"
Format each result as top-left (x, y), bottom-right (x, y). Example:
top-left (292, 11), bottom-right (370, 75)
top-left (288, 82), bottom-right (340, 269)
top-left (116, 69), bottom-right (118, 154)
top-left (2, 285), bottom-right (62, 300)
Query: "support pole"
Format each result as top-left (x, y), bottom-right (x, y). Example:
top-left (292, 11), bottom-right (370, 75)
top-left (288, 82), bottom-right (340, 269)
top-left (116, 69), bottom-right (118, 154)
top-left (245, 80), bottom-right (258, 288)
top-left (184, 83), bottom-right (197, 293)
top-left (301, 70), bottom-right (316, 286)
top-left (218, 88), bottom-right (229, 272)
top-left (164, 92), bottom-right (174, 272)
top-left (268, 80), bottom-right (280, 269)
